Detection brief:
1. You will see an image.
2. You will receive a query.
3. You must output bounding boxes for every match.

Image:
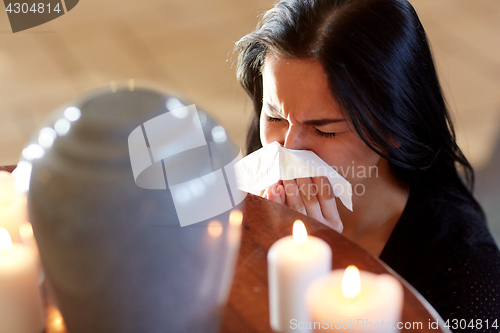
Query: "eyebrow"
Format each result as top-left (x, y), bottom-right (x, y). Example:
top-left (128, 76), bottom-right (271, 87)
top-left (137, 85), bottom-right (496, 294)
top-left (264, 102), bottom-right (346, 126)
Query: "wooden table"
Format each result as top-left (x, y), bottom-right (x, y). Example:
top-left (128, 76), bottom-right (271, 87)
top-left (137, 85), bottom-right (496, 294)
top-left (1, 165), bottom-right (447, 332)
top-left (221, 194), bottom-right (447, 333)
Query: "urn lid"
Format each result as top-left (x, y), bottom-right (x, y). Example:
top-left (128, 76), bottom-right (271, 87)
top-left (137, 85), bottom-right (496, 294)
top-left (19, 82), bottom-right (245, 228)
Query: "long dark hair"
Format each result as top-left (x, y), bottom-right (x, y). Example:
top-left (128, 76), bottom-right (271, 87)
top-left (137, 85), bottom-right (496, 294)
top-left (236, 0), bottom-right (483, 214)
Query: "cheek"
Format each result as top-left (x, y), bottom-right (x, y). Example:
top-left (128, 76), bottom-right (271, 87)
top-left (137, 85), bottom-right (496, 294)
top-left (315, 133), bottom-right (381, 183)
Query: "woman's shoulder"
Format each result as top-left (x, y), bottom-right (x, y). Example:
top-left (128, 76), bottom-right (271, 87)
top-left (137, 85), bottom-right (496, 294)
top-left (388, 181), bottom-right (499, 272)
top-left (382, 182), bottom-right (496, 262)
top-left (423, 184), bottom-right (494, 247)
top-left (399, 181), bottom-right (493, 242)
top-left (381, 183), bottom-right (500, 327)
top-left (424, 226), bottom-right (500, 325)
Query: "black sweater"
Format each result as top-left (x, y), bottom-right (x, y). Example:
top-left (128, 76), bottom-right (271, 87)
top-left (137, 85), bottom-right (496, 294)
top-left (380, 183), bottom-right (500, 332)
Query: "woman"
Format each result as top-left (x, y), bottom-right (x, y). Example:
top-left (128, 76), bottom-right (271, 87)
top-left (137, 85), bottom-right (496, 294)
top-left (236, 0), bottom-right (500, 327)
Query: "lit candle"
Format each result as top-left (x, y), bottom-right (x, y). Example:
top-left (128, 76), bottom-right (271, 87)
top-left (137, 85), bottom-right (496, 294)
top-left (306, 266), bottom-right (404, 332)
top-left (0, 171), bottom-right (28, 242)
top-left (268, 220), bottom-right (332, 333)
top-left (228, 209), bottom-right (243, 248)
top-left (200, 220), bottom-right (224, 298)
top-left (46, 305), bottom-right (67, 333)
top-left (19, 222), bottom-right (44, 284)
top-left (218, 210), bottom-right (244, 304)
top-left (0, 227), bottom-right (45, 333)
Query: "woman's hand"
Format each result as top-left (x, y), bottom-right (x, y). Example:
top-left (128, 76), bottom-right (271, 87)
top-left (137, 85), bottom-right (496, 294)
top-left (260, 176), bottom-right (343, 233)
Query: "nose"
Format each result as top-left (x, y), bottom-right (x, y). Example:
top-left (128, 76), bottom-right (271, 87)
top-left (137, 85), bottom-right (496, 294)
top-left (283, 124), bottom-right (305, 150)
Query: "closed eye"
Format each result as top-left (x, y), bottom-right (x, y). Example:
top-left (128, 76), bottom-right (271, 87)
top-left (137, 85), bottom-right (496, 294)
top-left (267, 114), bottom-right (337, 138)
top-left (314, 129), bottom-right (337, 138)
top-left (266, 115), bottom-right (282, 122)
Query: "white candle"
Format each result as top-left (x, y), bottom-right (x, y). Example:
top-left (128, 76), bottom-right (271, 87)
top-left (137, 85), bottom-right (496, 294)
top-left (0, 171), bottom-right (28, 243)
top-left (19, 222), bottom-right (45, 284)
top-left (228, 209), bottom-right (243, 248)
top-left (218, 210), bottom-right (243, 303)
top-left (200, 220), bottom-right (224, 298)
top-left (0, 227), bottom-right (45, 333)
top-left (268, 220), bottom-right (332, 333)
top-left (306, 266), bottom-right (404, 332)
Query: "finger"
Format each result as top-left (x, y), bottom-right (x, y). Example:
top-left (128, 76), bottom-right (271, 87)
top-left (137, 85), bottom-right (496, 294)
top-left (312, 176), bottom-right (343, 232)
top-left (267, 184), bottom-right (285, 205)
top-left (260, 181), bottom-right (281, 199)
top-left (278, 184), bottom-right (286, 204)
top-left (282, 179), bottom-right (307, 215)
top-left (296, 177), bottom-right (324, 221)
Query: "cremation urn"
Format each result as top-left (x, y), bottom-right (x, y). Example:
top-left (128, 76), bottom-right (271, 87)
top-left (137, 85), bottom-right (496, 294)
top-left (19, 82), bottom-right (245, 333)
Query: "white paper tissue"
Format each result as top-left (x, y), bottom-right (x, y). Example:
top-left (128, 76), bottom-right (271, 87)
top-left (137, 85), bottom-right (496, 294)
top-left (234, 141), bottom-right (353, 211)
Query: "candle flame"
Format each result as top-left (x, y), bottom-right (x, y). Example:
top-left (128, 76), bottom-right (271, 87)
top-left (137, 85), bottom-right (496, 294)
top-left (207, 220), bottom-right (223, 238)
top-left (0, 228), bottom-right (12, 249)
top-left (19, 223), bottom-right (34, 240)
top-left (13, 161), bottom-right (32, 193)
top-left (293, 220), bottom-right (307, 244)
top-left (342, 265), bottom-right (361, 298)
top-left (47, 306), bottom-right (67, 332)
top-left (229, 210), bottom-right (243, 226)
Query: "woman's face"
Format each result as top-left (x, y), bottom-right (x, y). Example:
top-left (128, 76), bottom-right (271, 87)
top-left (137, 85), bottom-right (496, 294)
top-left (260, 55), bottom-right (383, 187)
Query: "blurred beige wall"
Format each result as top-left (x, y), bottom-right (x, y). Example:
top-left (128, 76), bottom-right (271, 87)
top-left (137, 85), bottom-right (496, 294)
top-left (0, 0), bottom-right (499, 168)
